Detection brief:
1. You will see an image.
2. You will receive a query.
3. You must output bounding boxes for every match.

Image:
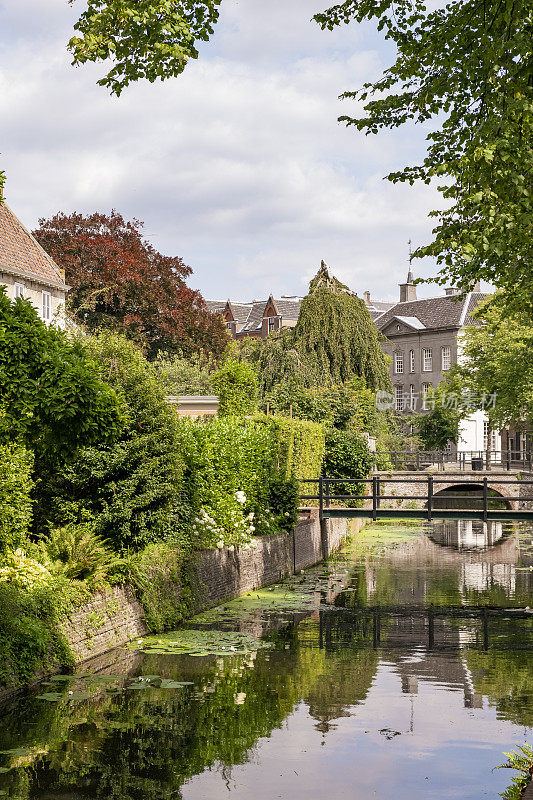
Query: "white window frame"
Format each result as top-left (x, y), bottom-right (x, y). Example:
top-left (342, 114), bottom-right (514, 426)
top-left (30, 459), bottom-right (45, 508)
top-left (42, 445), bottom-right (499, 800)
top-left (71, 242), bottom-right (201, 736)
top-left (422, 348), bottom-right (433, 372)
top-left (267, 316), bottom-right (276, 333)
top-left (394, 351), bottom-right (404, 374)
top-left (422, 382), bottom-right (432, 411)
top-left (441, 346), bottom-right (451, 372)
top-left (14, 282), bottom-right (25, 299)
top-left (394, 384), bottom-right (405, 412)
top-left (409, 350), bottom-right (415, 373)
top-left (42, 290), bottom-right (52, 322)
top-left (409, 384), bottom-right (416, 411)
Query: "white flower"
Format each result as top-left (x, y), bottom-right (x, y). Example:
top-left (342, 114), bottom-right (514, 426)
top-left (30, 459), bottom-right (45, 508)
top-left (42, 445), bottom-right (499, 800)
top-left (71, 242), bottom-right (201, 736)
top-left (228, 545), bottom-right (235, 553)
top-left (235, 491), bottom-right (246, 504)
top-left (216, 541), bottom-right (224, 550)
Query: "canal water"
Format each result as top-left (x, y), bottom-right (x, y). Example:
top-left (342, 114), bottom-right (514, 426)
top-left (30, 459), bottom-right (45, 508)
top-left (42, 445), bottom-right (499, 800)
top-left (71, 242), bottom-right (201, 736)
top-left (0, 519), bottom-right (532, 800)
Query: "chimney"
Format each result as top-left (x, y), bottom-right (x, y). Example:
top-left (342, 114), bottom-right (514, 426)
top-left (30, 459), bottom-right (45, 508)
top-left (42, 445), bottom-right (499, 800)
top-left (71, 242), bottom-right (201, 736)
top-left (399, 269), bottom-right (417, 302)
top-left (363, 290), bottom-right (371, 305)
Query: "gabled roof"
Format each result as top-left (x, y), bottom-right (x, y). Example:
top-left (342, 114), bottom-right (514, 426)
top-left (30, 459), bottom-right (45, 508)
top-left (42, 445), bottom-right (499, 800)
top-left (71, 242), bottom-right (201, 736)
top-left (376, 293), bottom-right (489, 333)
top-left (274, 297), bottom-right (302, 319)
top-left (239, 300), bottom-right (267, 333)
top-left (205, 300), bottom-right (227, 314)
top-left (0, 202), bottom-right (66, 289)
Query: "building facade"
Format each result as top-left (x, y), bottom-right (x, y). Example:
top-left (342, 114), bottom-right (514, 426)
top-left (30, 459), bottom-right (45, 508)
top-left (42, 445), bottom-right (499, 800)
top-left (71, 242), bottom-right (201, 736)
top-left (375, 273), bottom-right (496, 453)
top-left (0, 201), bottom-right (68, 325)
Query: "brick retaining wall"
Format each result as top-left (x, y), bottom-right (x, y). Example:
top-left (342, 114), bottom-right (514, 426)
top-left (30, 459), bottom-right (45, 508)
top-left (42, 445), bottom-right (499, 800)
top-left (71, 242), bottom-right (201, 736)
top-left (0, 509), bottom-right (359, 705)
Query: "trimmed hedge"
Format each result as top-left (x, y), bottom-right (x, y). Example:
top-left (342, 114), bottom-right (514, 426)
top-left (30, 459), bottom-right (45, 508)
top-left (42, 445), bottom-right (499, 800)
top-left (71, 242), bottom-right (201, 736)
top-left (0, 443), bottom-right (34, 553)
top-left (253, 414), bottom-right (325, 480)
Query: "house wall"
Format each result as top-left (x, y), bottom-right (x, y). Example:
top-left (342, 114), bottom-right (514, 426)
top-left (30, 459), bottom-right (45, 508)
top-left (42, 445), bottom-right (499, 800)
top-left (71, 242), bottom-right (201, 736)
top-left (381, 324), bottom-right (458, 412)
top-left (1, 271), bottom-right (66, 327)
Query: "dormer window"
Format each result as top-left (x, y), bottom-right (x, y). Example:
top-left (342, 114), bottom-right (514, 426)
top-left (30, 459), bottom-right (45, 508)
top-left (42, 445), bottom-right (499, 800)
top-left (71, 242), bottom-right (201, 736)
top-left (268, 317), bottom-right (276, 334)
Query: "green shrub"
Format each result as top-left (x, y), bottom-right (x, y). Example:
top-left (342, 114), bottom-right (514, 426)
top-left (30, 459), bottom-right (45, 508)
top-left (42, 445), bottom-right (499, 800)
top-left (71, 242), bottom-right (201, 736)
top-left (253, 414), bottom-right (325, 480)
top-left (266, 474), bottom-right (299, 531)
top-left (0, 442), bottom-right (33, 553)
top-left (152, 350), bottom-right (217, 395)
top-left (131, 543), bottom-right (197, 632)
top-left (323, 430), bottom-right (373, 507)
top-left (0, 288), bottom-right (122, 464)
top-left (35, 333), bottom-right (186, 552)
top-left (211, 359), bottom-right (258, 416)
top-left (0, 578), bottom-right (86, 687)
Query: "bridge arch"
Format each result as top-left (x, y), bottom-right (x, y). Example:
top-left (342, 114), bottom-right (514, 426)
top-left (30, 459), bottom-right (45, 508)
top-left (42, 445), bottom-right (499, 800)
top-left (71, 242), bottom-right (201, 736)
top-left (432, 482), bottom-right (512, 511)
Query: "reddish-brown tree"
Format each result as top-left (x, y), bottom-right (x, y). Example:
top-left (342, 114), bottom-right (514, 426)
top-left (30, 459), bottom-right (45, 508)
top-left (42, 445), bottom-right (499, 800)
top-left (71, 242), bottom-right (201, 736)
top-left (34, 210), bottom-right (228, 359)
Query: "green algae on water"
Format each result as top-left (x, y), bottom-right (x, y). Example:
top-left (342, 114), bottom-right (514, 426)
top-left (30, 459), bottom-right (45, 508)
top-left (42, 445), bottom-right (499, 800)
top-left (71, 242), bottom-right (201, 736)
top-left (129, 629), bottom-right (273, 657)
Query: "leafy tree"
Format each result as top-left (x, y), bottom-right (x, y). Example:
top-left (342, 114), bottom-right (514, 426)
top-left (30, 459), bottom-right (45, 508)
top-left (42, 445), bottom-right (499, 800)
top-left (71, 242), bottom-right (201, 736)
top-left (69, 0), bottom-right (222, 96)
top-left (0, 289), bottom-right (122, 464)
top-left (152, 350), bottom-right (218, 395)
top-left (0, 442), bottom-right (33, 553)
top-left (36, 333), bottom-right (187, 551)
top-left (211, 358), bottom-right (258, 416)
top-left (33, 210), bottom-right (228, 360)
top-left (241, 264), bottom-right (391, 394)
top-left (459, 295), bottom-right (533, 430)
top-left (316, 0), bottom-right (532, 314)
top-left (414, 369), bottom-right (464, 450)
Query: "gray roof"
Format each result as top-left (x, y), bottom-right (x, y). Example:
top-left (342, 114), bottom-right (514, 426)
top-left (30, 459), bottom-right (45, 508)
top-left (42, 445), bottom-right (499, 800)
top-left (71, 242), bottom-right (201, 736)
top-left (395, 315), bottom-right (426, 330)
top-left (205, 300), bottom-right (226, 314)
top-left (273, 297), bottom-right (302, 319)
top-left (239, 300), bottom-right (267, 333)
top-left (376, 293), bottom-right (489, 332)
top-left (369, 300), bottom-right (395, 312)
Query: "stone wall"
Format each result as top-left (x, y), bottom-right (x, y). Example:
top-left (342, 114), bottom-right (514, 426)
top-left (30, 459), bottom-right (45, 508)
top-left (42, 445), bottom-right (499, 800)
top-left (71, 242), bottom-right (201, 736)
top-left (61, 509), bottom-right (356, 667)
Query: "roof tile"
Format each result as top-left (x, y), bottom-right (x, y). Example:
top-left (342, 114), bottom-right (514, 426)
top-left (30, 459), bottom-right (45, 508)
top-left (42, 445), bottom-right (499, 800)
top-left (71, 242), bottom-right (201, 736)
top-left (0, 202), bottom-right (65, 286)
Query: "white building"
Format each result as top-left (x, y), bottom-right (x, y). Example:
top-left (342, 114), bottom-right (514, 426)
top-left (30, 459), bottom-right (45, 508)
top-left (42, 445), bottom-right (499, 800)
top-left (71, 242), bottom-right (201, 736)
top-left (0, 201), bottom-right (68, 326)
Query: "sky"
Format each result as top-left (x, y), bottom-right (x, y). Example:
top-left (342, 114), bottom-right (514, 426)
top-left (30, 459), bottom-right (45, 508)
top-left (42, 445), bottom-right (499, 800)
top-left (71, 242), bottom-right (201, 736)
top-left (0, 0), bottom-right (445, 303)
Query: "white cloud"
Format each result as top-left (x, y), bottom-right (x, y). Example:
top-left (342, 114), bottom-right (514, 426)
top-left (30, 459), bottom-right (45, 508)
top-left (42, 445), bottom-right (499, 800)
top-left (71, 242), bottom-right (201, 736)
top-left (0, 0), bottom-right (440, 302)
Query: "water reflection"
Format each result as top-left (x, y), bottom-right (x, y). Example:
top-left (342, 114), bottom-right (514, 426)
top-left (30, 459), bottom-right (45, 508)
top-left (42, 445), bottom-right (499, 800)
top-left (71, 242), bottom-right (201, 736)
top-left (431, 519), bottom-right (504, 549)
top-left (0, 520), bottom-right (532, 800)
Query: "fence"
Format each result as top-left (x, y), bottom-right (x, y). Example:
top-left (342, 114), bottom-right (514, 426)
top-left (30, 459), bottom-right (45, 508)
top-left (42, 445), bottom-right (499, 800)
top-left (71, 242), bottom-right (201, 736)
top-left (299, 476), bottom-right (533, 522)
top-left (373, 450), bottom-right (533, 472)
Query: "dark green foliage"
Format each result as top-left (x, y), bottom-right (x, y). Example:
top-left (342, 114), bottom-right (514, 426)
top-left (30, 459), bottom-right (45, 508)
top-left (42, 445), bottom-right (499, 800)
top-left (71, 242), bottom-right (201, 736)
top-left (267, 475), bottom-right (299, 531)
top-left (211, 358), bottom-right (258, 416)
top-left (36, 333), bottom-right (185, 552)
top-left (0, 443), bottom-right (33, 553)
top-left (0, 289), bottom-right (122, 464)
top-left (0, 582), bottom-right (80, 687)
top-left (323, 430), bottom-right (373, 507)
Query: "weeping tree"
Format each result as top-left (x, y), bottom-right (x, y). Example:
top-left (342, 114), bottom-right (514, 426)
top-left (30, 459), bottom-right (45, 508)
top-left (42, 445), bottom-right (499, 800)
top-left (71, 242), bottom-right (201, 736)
top-left (241, 262), bottom-right (391, 394)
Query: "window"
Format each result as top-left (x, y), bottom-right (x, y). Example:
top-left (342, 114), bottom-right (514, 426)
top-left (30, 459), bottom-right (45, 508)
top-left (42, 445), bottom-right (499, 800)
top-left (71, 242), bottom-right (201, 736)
top-left (394, 351), bottom-right (404, 374)
top-left (226, 321), bottom-right (232, 332)
top-left (441, 346), bottom-right (451, 371)
top-left (409, 384), bottom-right (416, 411)
top-left (14, 283), bottom-right (25, 298)
top-left (42, 291), bottom-right (51, 322)
top-left (422, 382), bottom-right (432, 410)
top-left (268, 316), bottom-right (276, 334)
top-left (422, 348), bottom-right (433, 372)
top-left (394, 384), bottom-right (405, 412)
top-left (409, 350), bottom-right (415, 373)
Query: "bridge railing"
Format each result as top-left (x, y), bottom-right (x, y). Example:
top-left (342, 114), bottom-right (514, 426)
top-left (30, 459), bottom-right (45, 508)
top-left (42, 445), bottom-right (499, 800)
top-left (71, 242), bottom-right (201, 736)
top-left (299, 475), bottom-right (533, 522)
top-left (373, 450), bottom-right (533, 472)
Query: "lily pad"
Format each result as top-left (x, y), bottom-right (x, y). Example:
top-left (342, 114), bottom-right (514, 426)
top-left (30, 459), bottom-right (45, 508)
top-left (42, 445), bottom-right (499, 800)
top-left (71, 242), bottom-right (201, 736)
top-left (35, 692), bottom-right (62, 702)
top-left (129, 629), bottom-right (272, 657)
